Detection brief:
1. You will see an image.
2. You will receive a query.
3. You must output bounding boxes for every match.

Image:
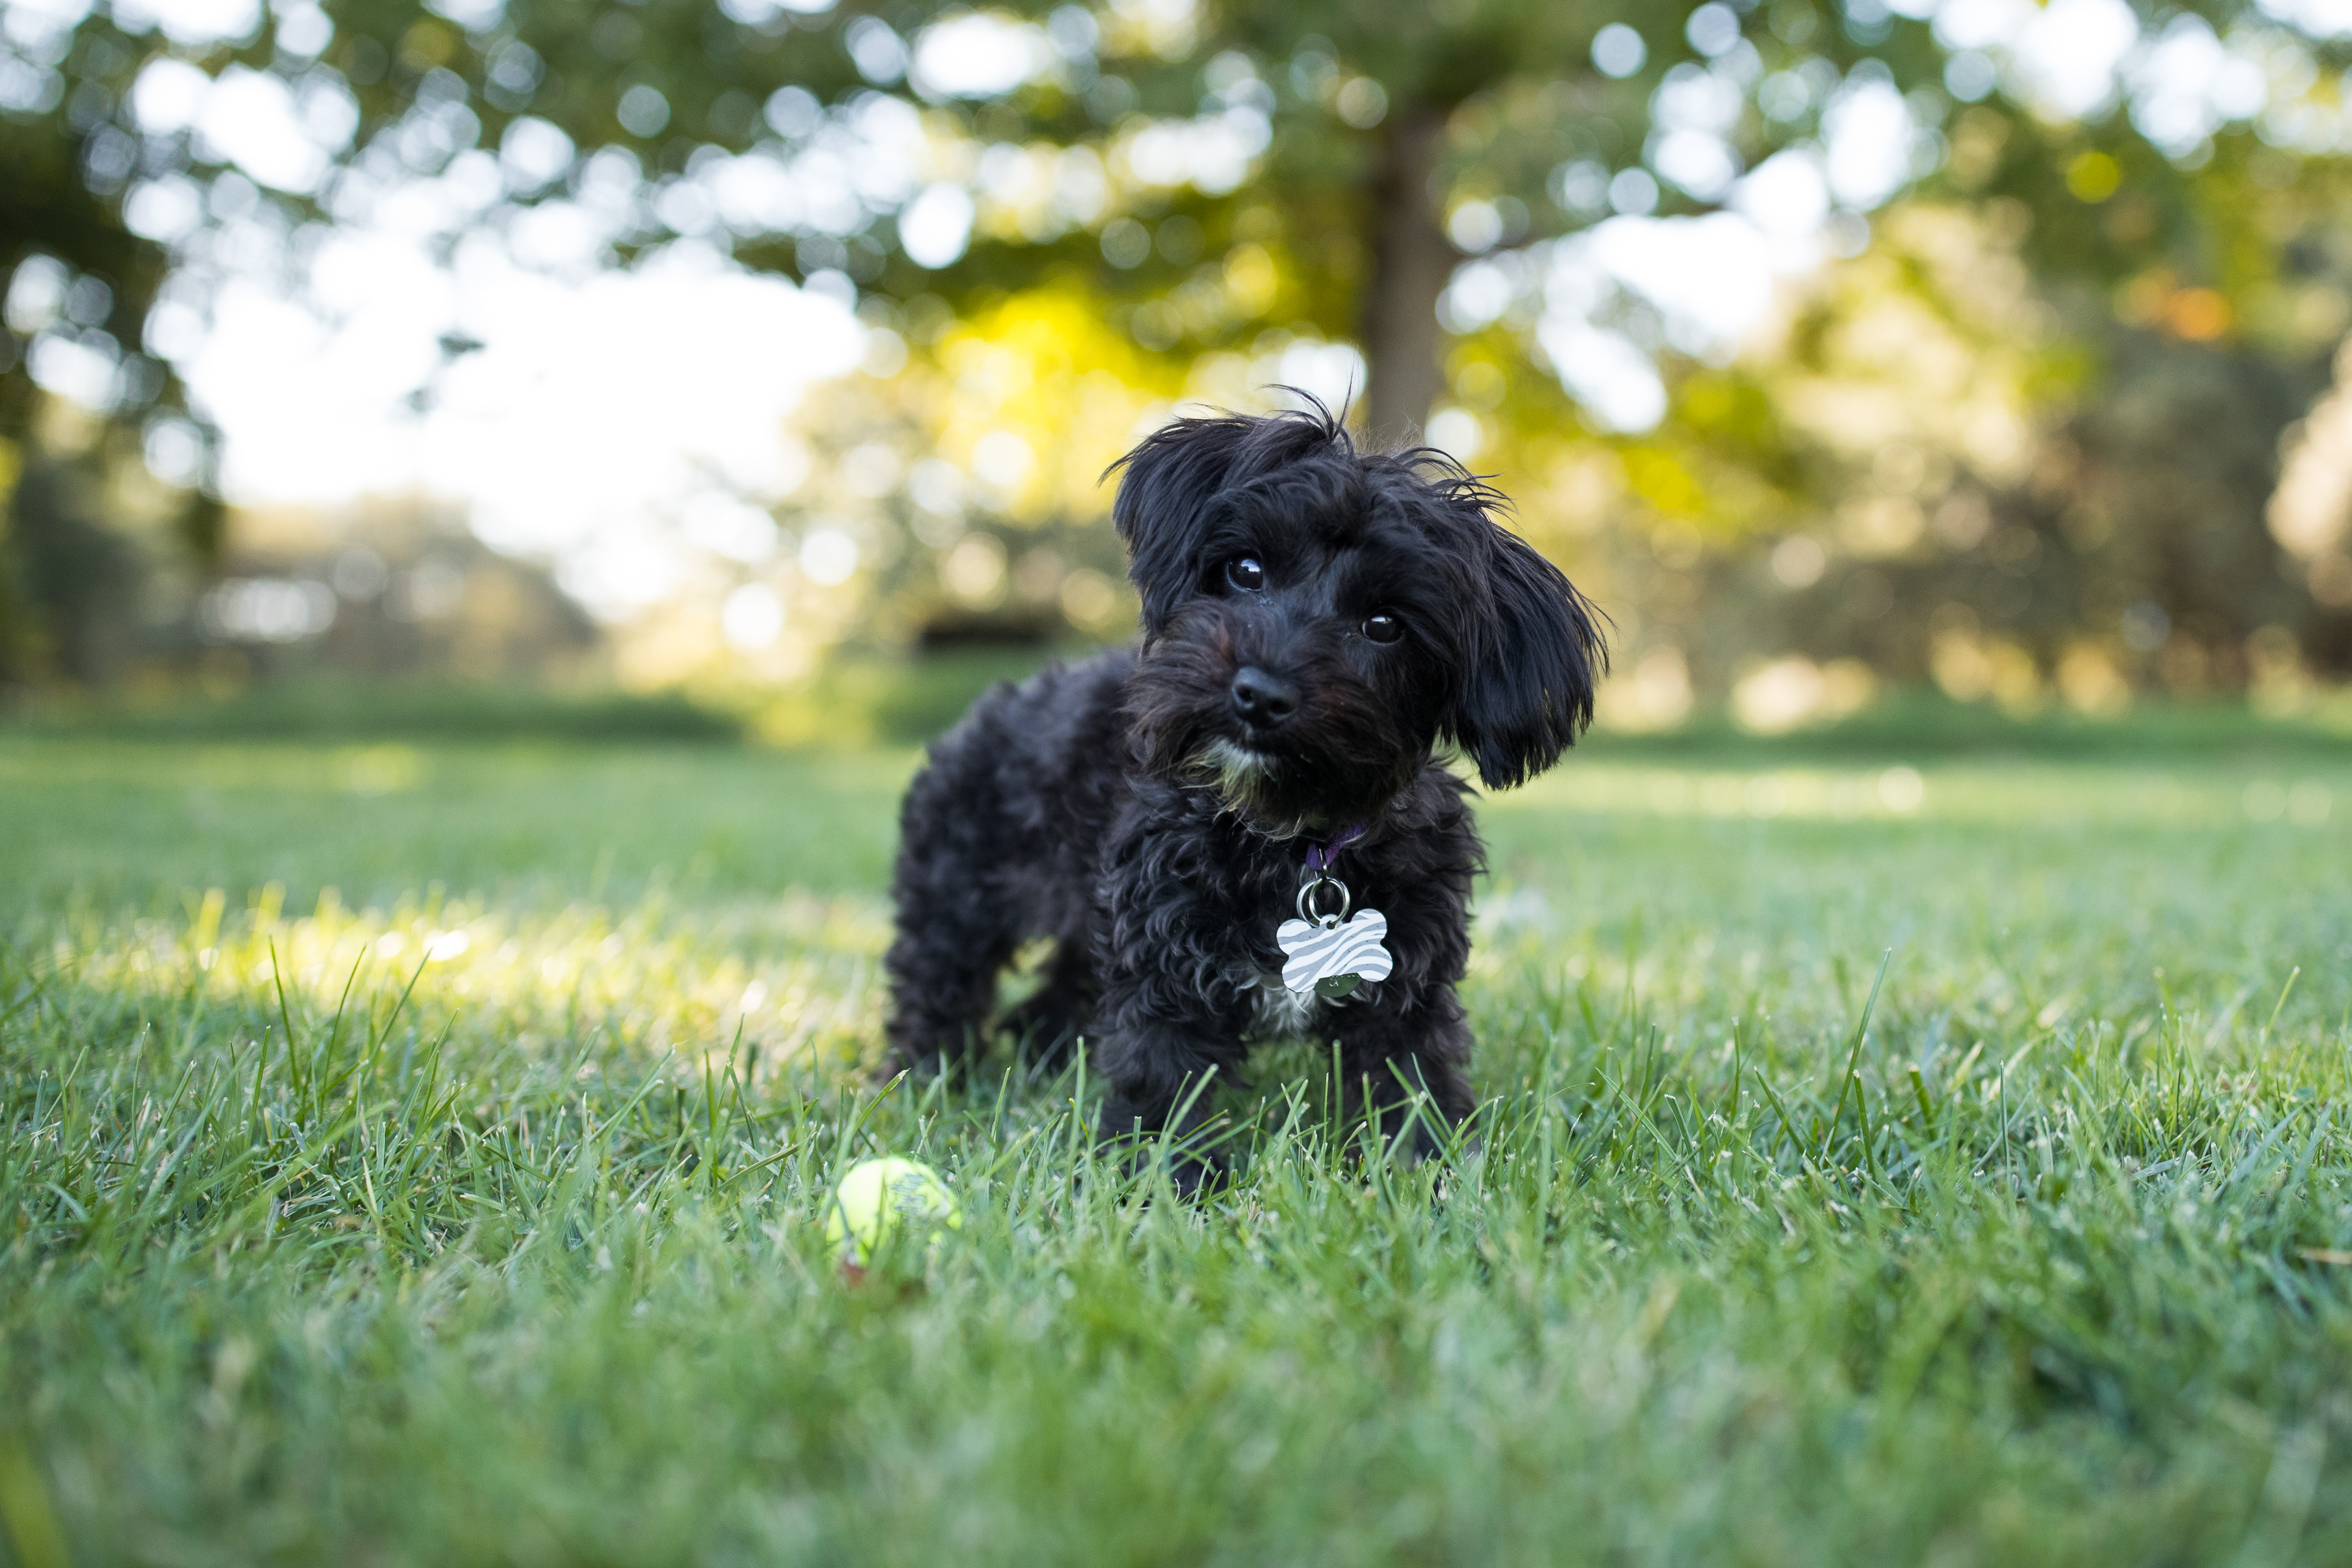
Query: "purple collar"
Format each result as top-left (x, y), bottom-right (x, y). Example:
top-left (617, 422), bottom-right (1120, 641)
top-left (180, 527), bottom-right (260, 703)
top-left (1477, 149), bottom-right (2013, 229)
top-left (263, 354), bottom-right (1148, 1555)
top-left (1303, 822), bottom-right (1366, 872)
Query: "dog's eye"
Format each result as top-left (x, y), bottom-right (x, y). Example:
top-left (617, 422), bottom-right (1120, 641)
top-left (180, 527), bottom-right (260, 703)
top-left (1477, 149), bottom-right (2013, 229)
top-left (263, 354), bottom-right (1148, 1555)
top-left (1226, 556), bottom-right (1265, 592)
top-left (1363, 612), bottom-right (1403, 645)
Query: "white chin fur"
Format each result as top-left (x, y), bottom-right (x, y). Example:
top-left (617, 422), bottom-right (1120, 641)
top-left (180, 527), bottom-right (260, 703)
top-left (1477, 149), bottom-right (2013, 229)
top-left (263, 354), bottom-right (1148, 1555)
top-left (1202, 738), bottom-right (1277, 790)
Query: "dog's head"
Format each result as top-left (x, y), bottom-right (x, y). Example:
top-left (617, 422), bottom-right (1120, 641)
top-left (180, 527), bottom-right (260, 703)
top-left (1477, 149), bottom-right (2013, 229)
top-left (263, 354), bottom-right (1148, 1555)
top-left (1109, 402), bottom-right (1605, 833)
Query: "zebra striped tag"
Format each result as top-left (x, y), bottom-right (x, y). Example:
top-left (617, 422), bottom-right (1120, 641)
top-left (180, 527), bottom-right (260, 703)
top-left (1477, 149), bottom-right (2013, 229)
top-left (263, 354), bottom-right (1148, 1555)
top-left (1276, 908), bottom-right (1393, 997)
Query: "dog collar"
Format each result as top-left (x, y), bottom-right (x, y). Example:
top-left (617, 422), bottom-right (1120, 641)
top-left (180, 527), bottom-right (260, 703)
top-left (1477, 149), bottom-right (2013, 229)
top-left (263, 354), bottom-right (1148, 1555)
top-left (1302, 822), bottom-right (1366, 872)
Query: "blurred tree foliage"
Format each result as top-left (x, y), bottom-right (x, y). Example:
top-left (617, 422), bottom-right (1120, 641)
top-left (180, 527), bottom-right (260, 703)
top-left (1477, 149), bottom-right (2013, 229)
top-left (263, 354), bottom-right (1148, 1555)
top-left (9, 0), bottom-right (2352, 705)
top-left (0, 4), bottom-right (225, 606)
top-left (0, 446), bottom-right (139, 684)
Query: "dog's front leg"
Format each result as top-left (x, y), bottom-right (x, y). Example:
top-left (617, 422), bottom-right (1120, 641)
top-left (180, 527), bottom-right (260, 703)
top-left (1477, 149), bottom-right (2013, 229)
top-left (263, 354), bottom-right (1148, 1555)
top-left (1333, 986), bottom-right (1475, 1162)
top-left (1101, 1011), bottom-right (1251, 1194)
top-left (1089, 982), bottom-right (1245, 1195)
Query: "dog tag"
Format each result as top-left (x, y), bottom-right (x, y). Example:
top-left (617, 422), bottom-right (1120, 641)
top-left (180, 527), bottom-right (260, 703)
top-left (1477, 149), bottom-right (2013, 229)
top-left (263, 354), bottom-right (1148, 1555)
top-left (1276, 908), bottom-right (1393, 997)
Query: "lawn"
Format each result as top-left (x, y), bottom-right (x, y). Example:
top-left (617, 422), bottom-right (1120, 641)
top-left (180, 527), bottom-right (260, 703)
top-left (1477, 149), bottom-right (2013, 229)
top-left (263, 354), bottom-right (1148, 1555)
top-left (3, 727), bottom-right (2352, 1565)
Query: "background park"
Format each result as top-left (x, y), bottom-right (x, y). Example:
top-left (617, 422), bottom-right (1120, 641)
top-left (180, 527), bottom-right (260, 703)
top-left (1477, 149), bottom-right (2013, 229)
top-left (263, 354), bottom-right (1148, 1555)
top-left (6, 0), bottom-right (2352, 1560)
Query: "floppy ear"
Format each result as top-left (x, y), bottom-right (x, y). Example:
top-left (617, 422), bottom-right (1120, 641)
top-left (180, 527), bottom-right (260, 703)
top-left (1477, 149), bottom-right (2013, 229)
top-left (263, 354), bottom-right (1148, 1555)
top-left (1450, 527), bottom-right (1607, 790)
top-left (1107, 414), bottom-right (1256, 635)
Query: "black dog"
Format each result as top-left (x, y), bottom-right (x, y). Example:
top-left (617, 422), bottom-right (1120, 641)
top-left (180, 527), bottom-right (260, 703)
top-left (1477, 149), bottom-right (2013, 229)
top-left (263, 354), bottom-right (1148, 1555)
top-left (883, 404), bottom-right (1603, 1182)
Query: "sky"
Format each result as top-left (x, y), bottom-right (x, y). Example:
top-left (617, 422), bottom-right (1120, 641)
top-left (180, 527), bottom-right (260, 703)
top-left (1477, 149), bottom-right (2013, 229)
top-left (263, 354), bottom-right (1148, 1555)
top-left (185, 232), bottom-right (867, 611)
top-left (3, 0), bottom-right (2335, 616)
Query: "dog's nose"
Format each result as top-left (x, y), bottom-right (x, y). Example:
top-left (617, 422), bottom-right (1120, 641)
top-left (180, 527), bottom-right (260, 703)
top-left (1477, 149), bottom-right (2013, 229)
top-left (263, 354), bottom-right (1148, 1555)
top-left (1230, 667), bottom-right (1300, 728)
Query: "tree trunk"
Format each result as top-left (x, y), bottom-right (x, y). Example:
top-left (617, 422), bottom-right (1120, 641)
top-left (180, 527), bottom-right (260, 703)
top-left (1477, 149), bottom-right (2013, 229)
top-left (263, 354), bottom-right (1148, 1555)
top-left (1361, 103), bottom-right (1453, 448)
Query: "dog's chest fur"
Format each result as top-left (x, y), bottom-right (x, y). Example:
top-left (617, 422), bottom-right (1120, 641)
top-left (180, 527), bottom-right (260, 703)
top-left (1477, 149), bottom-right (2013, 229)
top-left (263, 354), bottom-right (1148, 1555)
top-left (1242, 968), bottom-right (1325, 1040)
top-left (1094, 765), bottom-right (1475, 1043)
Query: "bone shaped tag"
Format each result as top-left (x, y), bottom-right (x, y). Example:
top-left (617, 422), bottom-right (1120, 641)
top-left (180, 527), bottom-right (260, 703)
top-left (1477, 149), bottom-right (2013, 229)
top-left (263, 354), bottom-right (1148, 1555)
top-left (1277, 908), bottom-right (1394, 998)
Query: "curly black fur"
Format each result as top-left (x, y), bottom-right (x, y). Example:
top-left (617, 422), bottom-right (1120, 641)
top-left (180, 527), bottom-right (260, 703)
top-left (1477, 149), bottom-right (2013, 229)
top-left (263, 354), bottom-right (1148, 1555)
top-left (883, 403), bottom-right (1605, 1186)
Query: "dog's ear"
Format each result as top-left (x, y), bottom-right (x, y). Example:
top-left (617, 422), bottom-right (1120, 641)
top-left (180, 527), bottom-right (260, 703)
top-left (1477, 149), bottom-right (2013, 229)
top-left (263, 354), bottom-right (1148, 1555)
top-left (1108, 414), bottom-right (1256, 634)
top-left (1449, 524), bottom-right (1607, 790)
top-left (1109, 406), bottom-right (1349, 633)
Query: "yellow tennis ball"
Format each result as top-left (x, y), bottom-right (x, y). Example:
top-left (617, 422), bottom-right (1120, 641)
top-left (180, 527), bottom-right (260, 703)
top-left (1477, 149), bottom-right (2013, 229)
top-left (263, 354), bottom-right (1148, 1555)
top-left (824, 1157), bottom-right (960, 1268)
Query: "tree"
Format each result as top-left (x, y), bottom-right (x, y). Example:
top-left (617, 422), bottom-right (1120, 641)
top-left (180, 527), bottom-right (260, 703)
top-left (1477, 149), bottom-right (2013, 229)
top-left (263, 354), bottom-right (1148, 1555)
top-left (1, 4), bottom-right (223, 549)
top-left (14, 0), bottom-right (2352, 692)
top-left (20, 0), bottom-right (2352, 446)
top-left (0, 4), bottom-right (2088, 440)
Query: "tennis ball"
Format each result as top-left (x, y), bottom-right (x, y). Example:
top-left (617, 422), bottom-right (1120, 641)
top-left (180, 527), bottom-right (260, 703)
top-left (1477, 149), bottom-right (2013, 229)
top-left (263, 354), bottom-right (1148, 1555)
top-left (824, 1157), bottom-right (960, 1269)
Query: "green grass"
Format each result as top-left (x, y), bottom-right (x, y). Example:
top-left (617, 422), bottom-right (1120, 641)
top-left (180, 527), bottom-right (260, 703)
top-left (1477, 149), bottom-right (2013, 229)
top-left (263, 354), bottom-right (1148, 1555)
top-left (1584, 690), bottom-right (2352, 761)
top-left (5, 680), bottom-right (748, 746)
top-left (4, 728), bottom-right (2352, 1565)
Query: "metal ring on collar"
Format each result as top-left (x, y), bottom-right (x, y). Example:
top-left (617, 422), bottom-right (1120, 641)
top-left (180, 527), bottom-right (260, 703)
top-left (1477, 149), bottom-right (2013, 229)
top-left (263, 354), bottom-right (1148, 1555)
top-left (1295, 875), bottom-right (1351, 926)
